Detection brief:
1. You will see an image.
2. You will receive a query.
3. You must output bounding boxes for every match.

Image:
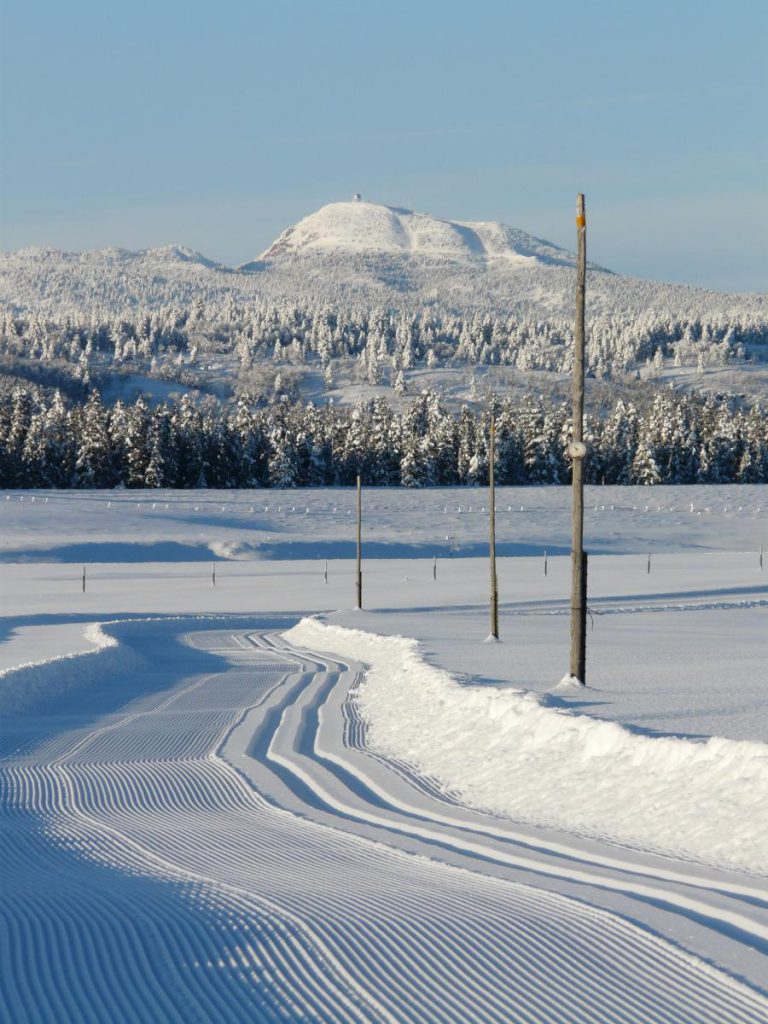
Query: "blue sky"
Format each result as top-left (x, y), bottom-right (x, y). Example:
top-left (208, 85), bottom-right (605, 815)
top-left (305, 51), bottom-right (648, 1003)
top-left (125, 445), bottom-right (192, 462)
top-left (1, 0), bottom-right (766, 292)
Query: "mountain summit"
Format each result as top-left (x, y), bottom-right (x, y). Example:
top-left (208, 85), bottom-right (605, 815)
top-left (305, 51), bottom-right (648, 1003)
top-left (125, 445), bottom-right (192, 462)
top-left (247, 200), bottom-right (581, 270)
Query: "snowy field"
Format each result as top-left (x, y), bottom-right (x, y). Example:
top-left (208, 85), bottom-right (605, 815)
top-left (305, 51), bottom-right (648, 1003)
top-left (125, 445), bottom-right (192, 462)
top-left (1, 485), bottom-right (767, 1022)
top-left (2, 484), bottom-right (766, 561)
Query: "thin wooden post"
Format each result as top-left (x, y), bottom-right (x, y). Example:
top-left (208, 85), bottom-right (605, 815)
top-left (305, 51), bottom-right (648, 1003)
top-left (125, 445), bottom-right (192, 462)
top-left (582, 552), bottom-right (589, 646)
top-left (647, 552), bottom-right (652, 575)
top-left (356, 474), bottom-right (362, 609)
top-left (489, 417), bottom-right (499, 639)
top-left (212, 563), bottom-right (216, 587)
top-left (544, 550), bottom-right (548, 576)
top-left (433, 555), bottom-right (437, 581)
top-left (569, 194), bottom-right (588, 684)
top-left (324, 560), bottom-right (328, 583)
top-left (82, 565), bottom-right (86, 593)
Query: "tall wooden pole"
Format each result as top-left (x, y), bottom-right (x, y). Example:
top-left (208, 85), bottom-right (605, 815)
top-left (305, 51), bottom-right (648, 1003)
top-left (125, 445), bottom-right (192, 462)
top-left (356, 474), bottom-right (363, 610)
top-left (489, 417), bottom-right (499, 640)
top-left (569, 194), bottom-right (588, 684)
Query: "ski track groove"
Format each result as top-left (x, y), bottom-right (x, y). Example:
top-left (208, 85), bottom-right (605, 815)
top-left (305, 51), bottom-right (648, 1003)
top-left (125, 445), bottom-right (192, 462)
top-left (1, 621), bottom-right (767, 1023)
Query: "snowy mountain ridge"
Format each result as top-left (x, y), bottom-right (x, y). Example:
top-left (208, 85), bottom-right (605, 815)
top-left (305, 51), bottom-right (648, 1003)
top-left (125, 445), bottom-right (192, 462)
top-left (8, 244), bottom-right (220, 269)
top-left (1, 199), bottom-right (767, 322)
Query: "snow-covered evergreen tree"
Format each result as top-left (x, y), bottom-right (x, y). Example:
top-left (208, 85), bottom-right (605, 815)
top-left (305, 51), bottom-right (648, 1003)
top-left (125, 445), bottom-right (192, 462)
top-left (75, 391), bottom-right (113, 487)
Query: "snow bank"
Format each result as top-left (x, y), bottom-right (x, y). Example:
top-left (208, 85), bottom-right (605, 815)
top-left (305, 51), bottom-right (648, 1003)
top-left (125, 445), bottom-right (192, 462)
top-left (285, 618), bottom-right (768, 874)
top-left (0, 622), bottom-right (140, 716)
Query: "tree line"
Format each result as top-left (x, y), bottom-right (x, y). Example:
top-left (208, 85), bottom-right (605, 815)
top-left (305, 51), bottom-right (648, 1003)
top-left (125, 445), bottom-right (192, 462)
top-left (2, 386), bottom-right (765, 489)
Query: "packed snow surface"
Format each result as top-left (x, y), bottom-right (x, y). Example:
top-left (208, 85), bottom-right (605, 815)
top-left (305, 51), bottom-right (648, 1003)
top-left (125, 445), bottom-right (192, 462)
top-left (285, 618), bottom-right (768, 873)
top-left (5, 620), bottom-right (767, 1022)
top-left (2, 485), bottom-right (767, 1020)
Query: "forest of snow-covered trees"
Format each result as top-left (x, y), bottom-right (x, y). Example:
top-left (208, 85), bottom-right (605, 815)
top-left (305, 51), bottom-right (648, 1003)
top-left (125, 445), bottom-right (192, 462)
top-left (2, 300), bottom-right (767, 399)
top-left (2, 385), bottom-right (765, 489)
top-left (3, 272), bottom-right (767, 490)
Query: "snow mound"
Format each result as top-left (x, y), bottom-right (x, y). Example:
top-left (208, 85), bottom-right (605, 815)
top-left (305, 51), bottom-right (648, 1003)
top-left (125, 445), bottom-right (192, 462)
top-left (555, 673), bottom-right (586, 689)
top-left (255, 201), bottom-right (576, 267)
top-left (285, 618), bottom-right (768, 874)
top-left (0, 622), bottom-right (138, 717)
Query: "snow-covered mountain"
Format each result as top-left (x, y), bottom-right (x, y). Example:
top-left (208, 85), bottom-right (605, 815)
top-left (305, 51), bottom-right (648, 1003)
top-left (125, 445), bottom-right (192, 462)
top-left (1, 200), bottom-right (767, 322)
top-left (247, 200), bottom-right (593, 270)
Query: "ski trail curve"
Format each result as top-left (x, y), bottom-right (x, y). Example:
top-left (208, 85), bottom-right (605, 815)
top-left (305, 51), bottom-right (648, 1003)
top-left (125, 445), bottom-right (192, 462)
top-left (1, 618), bottom-right (766, 1023)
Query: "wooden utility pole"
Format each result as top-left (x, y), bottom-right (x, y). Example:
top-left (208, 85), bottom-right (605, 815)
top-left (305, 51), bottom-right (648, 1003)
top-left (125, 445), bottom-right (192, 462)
top-left (568, 194), bottom-right (588, 684)
top-left (489, 418), bottom-right (499, 639)
top-left (355, 474), bottom-right (363, 609)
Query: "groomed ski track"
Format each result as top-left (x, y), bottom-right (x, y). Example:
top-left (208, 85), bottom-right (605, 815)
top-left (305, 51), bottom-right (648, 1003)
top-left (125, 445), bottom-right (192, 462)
top-left (2, 618), bottom-right (767, 1023)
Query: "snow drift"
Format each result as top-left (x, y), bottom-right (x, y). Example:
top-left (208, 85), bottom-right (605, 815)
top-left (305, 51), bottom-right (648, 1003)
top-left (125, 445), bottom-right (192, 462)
top-left (0, 623), bottom-right (126, 717)
top-left (285, 618), bottom-right (768, 874)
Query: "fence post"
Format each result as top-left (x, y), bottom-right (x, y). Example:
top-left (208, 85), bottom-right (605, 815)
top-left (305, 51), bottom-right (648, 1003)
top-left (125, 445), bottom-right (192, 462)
top-left (356, 475), bottom-right (362, 610)
top-left (489, 417), bottom-right (499, 640)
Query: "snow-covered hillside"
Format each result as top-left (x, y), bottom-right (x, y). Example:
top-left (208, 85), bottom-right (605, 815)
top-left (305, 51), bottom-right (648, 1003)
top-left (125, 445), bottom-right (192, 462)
top-left (3, 200), bottom-right (767, 411)
top-left (2, 200), bottom-right (767, 321)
